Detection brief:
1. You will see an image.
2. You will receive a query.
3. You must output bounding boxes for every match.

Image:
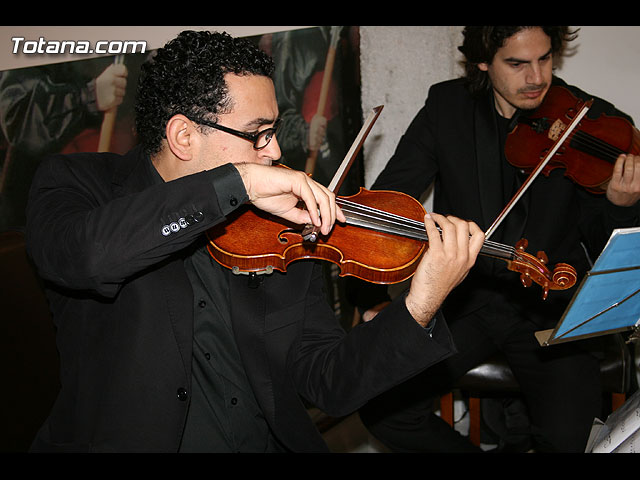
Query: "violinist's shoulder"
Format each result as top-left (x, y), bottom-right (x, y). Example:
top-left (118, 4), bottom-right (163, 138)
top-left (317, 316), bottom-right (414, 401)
top-left (429, 77), bottom-right (467, 95)
top-left (555, 76), bottom-right (634, 124)
top-left (426, 78), bottom-right (475, 110)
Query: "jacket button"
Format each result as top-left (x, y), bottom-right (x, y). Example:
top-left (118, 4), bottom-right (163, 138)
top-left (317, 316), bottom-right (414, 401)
top-left (177, 388), bottom-right (188, 401)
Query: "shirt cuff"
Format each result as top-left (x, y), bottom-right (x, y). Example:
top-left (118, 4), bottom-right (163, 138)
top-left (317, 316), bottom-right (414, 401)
top-left (209, 163), bottom-right (249, 216)
top-left (606, 201), bottom-right (640, 225)
top-left (424, 315), bottom-right (437, 336)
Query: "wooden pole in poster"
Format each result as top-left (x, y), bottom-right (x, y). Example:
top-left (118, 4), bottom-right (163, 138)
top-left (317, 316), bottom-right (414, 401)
top-left (304, 27), bottom-right (342, 175)
top-left (98, 55), bottom-right (124, 153)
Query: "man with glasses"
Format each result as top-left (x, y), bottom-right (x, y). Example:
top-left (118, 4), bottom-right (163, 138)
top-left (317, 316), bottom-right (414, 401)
top-left (25, 30), bottom-right (484, 452)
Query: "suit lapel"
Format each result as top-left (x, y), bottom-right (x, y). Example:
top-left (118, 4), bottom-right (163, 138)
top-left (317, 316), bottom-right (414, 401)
top-left (110, 146), bottom-right (195, 377)
top-left (158, 257), bottom-right (194, 378)
top-left (474, 97), bottom-right (532, 245)
top-left (498, 111), bottom-right (531, 245)
top-left (474, 94), bottom-right (505, 235)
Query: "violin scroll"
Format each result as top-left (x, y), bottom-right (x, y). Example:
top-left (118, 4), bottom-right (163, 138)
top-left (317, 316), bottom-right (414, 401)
top-left (551, 263), bottom-right (578, 289)
top-left (508, 238), bottom-right (577, 300)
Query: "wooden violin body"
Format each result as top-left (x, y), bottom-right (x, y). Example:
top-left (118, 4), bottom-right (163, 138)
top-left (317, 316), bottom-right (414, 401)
top-left (207, 188), bottom-right (576, 299)
top-left (505, 85), bottom-right (640, 193)
top-left (207, 189), bottom-right (426, 285)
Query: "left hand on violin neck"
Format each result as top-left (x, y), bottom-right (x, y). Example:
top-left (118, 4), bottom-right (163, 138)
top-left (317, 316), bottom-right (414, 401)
top-left (606, 154), bottom-right (640, 207)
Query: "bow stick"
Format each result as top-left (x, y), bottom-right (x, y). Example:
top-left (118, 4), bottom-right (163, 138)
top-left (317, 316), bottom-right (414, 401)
top-left (302, 105), bottom-right (384, 242)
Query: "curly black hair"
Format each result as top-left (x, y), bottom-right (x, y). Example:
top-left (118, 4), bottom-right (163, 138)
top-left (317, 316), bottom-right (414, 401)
top-left (458, 26), bottom-right (578, 96)
top-left (134, 30), bottom-right (275, 155)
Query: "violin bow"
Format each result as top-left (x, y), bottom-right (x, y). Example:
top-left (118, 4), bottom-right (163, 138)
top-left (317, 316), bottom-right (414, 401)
top-left (302, 105), bottom-right (384, 242)
top-left (484, 98), bottom-right (593, 240)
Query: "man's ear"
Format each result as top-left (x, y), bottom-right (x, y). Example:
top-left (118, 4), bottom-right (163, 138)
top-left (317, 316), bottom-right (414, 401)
top-left (477, 62), bottom-right (489, 72)
top-left (165, 114), bottom-right (196, 161)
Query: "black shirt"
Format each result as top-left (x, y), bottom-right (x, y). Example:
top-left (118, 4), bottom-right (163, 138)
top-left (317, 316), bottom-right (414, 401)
top-left (179, 246), bottom-right (284, 452)
top-left (145, 157), bottom-right (284, 452)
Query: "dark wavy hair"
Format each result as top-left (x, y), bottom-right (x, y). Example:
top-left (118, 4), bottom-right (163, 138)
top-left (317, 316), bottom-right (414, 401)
top-left (134, 30), bottom-right (274, 155)
top-left (458, 26), bottom-right (578, 96)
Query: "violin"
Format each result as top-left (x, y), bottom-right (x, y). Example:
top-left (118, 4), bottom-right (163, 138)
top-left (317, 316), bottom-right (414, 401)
top-left (206, 188), bottom-right (577, 300)
top-left (504, 85), bottom-right (640, 194)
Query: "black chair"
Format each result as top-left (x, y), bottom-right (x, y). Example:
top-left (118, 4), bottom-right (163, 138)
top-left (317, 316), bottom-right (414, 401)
top-left (0, 229), bottom-right (59, 451)
top-left (440, 333), bottom-right (634, 447)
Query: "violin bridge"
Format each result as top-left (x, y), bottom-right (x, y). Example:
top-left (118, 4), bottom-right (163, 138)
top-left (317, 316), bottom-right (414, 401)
top-left (548, 119), bottom-right (567, 141)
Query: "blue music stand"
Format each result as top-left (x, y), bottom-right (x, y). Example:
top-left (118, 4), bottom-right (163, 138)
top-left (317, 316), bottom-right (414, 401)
top-left (536, 227), bottom-right (640, 346)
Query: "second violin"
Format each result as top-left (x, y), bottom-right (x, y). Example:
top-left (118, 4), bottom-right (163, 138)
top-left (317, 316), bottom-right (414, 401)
top-left (505, 85), bottom-right (640, 193)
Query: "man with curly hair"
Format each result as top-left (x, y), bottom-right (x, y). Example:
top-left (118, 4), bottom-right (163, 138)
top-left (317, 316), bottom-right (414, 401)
top-left (354, 26), bottom-right (640, 452)
top-left (25, 30), bottom-right (484, 452)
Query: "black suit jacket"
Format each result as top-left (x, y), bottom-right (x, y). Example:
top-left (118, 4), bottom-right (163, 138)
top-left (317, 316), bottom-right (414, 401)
top-left (25, 145), bottom-right (455, 452)
top-left (371, 77), bottom-right (640, 325)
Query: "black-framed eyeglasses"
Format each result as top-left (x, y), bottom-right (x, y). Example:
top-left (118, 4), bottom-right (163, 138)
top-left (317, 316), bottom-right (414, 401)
top-left (192, 117), bottom-right (282, 150)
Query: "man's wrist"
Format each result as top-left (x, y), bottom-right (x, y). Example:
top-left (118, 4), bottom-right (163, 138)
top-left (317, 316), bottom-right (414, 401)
top-left (404, 291), bottom-right (437, 329)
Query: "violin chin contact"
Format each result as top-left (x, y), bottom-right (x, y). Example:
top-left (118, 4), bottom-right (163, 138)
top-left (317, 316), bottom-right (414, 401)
top-left (231, 265), bottom-right (274, 275)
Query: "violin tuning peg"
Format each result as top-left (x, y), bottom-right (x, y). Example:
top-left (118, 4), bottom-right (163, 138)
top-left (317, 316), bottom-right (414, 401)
top-left (520, 273), bottom-right (532, 288)
top-left (536, 251), bottom-right (548, 264)
top-left (541, 286), bottom-right (549, 301)
top-left (515, 238), bottom-right (528, 251)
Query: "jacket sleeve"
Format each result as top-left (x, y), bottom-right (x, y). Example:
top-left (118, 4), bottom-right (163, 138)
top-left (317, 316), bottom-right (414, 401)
top-left (291, 262), bottom-right (456, 417)
top-left (25, 152), bottom-right (247, 297)
top-left (371, 86), bottom-right (441, 198)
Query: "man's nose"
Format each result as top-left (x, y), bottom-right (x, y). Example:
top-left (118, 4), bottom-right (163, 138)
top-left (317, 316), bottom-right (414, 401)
top-left (260, 136), bottom-right (282, 165)
top-left (526, 62), bottom-right (544, 85)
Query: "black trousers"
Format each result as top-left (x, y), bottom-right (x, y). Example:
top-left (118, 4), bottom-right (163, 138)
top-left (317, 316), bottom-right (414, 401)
top-left (359, 298), bottom-right (603, 453)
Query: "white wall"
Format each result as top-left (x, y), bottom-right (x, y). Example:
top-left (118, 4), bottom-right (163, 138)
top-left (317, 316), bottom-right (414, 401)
top-left (555, 26), bottom-right (640, 124)
top-left (359, 26), bottom-right (463, 188)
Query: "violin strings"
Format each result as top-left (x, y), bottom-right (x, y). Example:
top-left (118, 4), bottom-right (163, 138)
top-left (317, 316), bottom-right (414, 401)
top-left (337, 198), bottom-right (429, 239)
top-left (336, 198), bottom-right (518, 260)
top-left (571, 132), bottom-right (622, 161)
top-left (568, 130), bottom-right (625, 163)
